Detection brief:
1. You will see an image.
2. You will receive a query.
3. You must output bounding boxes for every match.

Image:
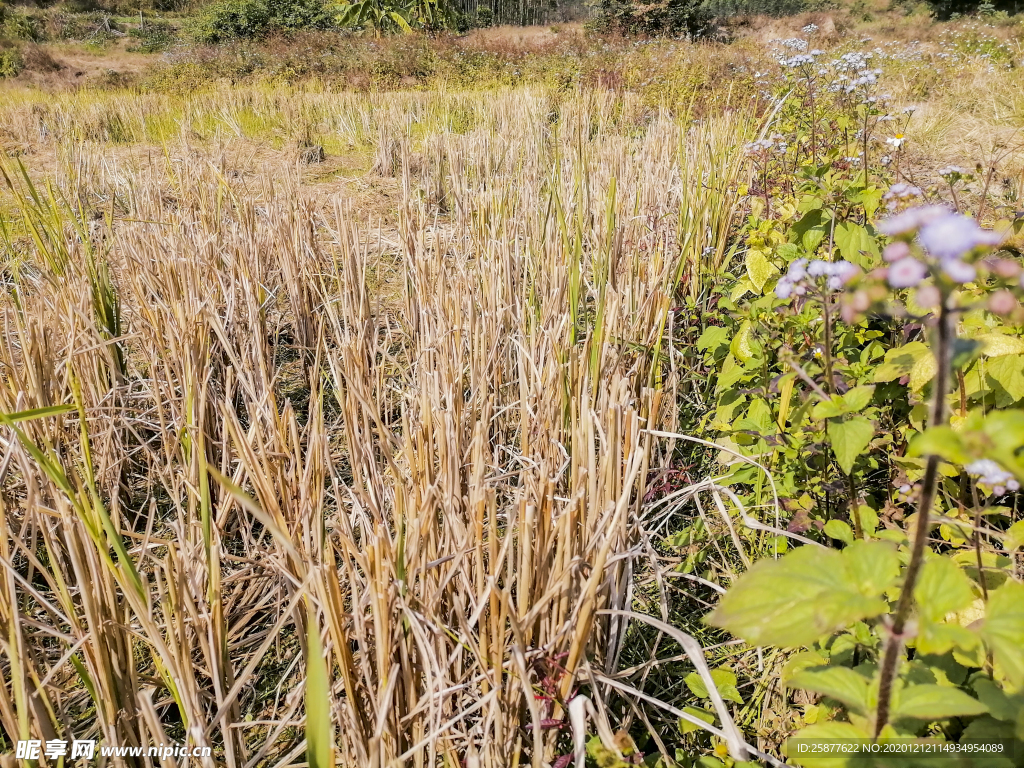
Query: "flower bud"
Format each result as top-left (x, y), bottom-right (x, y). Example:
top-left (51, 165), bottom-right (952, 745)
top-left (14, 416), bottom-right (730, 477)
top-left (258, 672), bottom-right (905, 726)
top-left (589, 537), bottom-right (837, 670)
top-left (988, 289), bottom-right (1018, 316)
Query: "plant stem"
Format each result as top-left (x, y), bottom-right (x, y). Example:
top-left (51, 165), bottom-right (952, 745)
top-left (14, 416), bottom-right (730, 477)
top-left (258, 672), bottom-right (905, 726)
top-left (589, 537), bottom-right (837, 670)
top-left (873, 299), bottom-right (952, 737)
top-left (821, 295), bottom-right (835, 394)
top-left (848, 472), bottom-right (864, 539)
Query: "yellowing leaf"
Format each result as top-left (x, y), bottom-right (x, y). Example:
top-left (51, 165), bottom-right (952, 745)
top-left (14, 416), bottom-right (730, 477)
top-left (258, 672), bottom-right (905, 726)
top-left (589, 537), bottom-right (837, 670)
top-left (874, 342), bottom-right (930, 383)
top-left (305, 615), bottom-right (335, 768)
top-left (730, 320), bottom-right (758, 364)
top-left (909, 351), bottom-right (937, 392)
top-left (731, 278), bottom-right (753, 302)
top-left (976, 333), bottom-right (1024, 358)
top-left (1004, 520), bottom-right (1024, 551)
top-left (745, 248), bottom-right (776, 293)
top-left (986, 354), bottom-right (1024, 405)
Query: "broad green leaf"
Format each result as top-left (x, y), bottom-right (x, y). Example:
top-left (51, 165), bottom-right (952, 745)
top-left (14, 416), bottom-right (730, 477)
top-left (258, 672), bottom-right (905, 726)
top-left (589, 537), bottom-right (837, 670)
top-left (708, 543), bottom-right (898, 648)
top-left (916, 619), bottom-right (979, 656)
top-left (873, 342), bottom-right (930, 383)
top-left (827, 416), bottom-right (874, 474)
top-left (685, 668), bottom-right (743, 704)
top-left (790, 208), bottom-right (823, 239)
top-left (891, 684), bottom-right (987, 721)
top-left (980, 411), bottom-right (1024, 454)
top-left (952, 338), bottom-right (984, 371)
top-left (976, 333), bottom-right (1024, 358)
top-left (971, 678), bottom-right (1024, 723)
top-left (914, 556), bottom-right (975, 623)
top-left (844, 540), bottom-right (901, 597)
top-left (842, 385), bottom-right (875, 413)
top-left (914, 557), bottom-right (981, 655)
top-left (855, 188), bottom-right (883, 220)
top-left (746, 248), bottom-right (776, 293)
top-left (306, 616), bottom-right (335, 768)
top-left (777, 243), bottom-right (802, 260)
top-left (980, 580), bottom-right (1024, 686)
top-left (678, 706), bottom-right (716, 735)
top-left (803, 226), bottom-right (827, 253)
top-left (959, 715), bottom-right (1018, 751)
top-left (697, 325), bottom-right (730, 355)
top-left (812, 395), bottom-right (847, 420)
top-left (986, 354), bottom-right (1024, 405)
top-left (389, 10), bottom-right (414, 31)
top-left (782, 651), bottom-right (829, 682)
top-left (823, 520), bottom-right (854, 546)
top-left (1004, 520), bottom-right (1024, 551)
top-left (745, 398), bottom-right (774, 433)
top-left (717, 355), bottom-right (746, 393)
top-left (908, 427), bottom-right (969, 464)
top-left (834, 222), bottom-right (879, 268)
top-left (787, 666), bottom-right (871, 714)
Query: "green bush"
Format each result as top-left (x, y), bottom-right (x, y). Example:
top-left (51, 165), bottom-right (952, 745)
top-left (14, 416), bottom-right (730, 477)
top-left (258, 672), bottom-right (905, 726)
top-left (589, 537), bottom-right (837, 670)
top-left (272, 0), bottom-right (336, 29)
top-left (127, 20), bottom-right (177, 51)
top-left (593, 0), bottom-right (713, 37)
top-left (189, 0), bottom-right (272, 42)
top-left (0, 45), bottom-right (23, 77)
top-left (189, 0), bottom-right (335, 42)
top-left (1, 8), bottom-right (42, 41)
top-left (926, 0), bottom-right (1019, 16)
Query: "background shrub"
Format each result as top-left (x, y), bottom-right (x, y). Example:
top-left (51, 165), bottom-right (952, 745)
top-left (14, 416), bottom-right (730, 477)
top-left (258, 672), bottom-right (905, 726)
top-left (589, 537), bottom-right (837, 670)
top-left (270, 0), bottom-right (335, 30)
top-left (593, 0), bottom-right (714, 37)
top-left (127, 19), bottom-right (176, 50)
top-left (189, 0), bottom-right (272, 41)
top-left (189, 0), bottom-right (334, 42)
top-left (0, 42), bottom-right (23, 76)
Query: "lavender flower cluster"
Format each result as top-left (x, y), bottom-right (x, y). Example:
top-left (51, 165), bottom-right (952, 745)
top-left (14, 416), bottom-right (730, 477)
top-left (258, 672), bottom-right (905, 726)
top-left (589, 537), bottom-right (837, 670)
top-left (965, 459), bottom-right (1021, 496)
top-left (882, 182), bottom-right (923, 211)
top-left (744, 134), bottom-right (788, 156)
top-left (879, 206), bottom-right (1003, 288)
top-left (776, 258), bottom-right (858, 299)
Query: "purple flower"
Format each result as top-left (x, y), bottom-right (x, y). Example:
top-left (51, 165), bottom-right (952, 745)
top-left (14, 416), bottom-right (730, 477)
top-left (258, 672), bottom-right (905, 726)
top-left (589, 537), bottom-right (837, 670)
top-left (776, 277), bottom-right (794, 299)
top-left (918, 214), bottom-right (1003, 261)
top-left (877, 205), bottom-right (949, 236)
top-left (966, 459), bottom-right (1020, 496)
top-left (888, 256), bottom-right (927, 288)
top-left (807, 259), bottom-right (829, 277)
top-left (883, 241), bottom-right (910, 263)
top-left (828, 261), bottom-right (858, 290)
top-left (831, 262), bottom-right (856, 282)
top-left (788, 258), bottom-right (808, 281)
top-left (942, 259), bottom-right (977, 284)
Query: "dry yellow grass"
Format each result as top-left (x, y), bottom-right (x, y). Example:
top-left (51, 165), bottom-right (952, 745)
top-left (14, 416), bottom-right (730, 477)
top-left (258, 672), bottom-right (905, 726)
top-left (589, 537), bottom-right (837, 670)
top-left (0, 83), bottom-right (766, 767)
